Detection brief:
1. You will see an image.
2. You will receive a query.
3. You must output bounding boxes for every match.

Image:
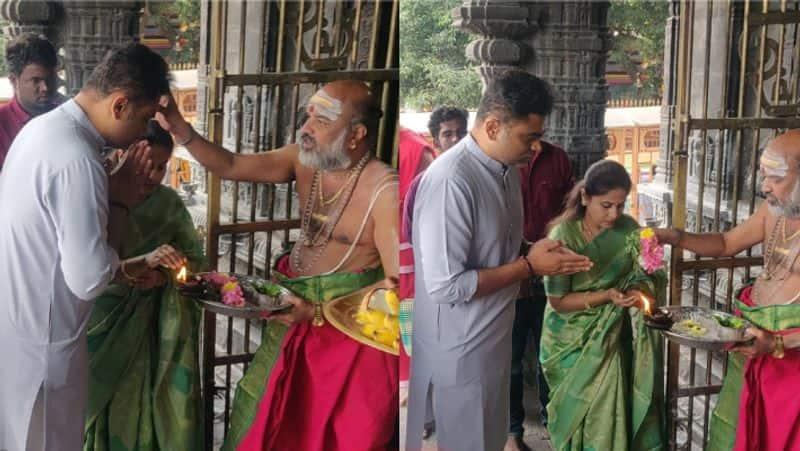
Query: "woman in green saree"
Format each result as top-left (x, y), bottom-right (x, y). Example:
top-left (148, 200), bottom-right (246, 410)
top-left (541, 160), bottom-right (666, 451)
top-left (84, 121), bottom-right (207, 451)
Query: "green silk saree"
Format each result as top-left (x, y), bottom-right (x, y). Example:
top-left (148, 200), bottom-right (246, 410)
top-left (541, 215), bottom-right (666, 451)
top-left (83, 186), bottom-right (207, 451)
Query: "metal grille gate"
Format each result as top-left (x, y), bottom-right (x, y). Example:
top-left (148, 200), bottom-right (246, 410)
top-left (666, 1), bottom-right (800, 449)
top-left (199, 1), bottom-right (398, 447)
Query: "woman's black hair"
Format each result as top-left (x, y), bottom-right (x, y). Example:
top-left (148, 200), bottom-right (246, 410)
top-left (144, 120), bottom-right (174, 155)
top-left (548, 159), bottom-right (632, 231)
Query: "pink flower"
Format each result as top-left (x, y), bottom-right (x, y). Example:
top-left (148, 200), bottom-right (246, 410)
top-left (222, 288), bottom-right (245, 307)
top-left (639, 233), bottom-right (665, 274)
top-left (201, 271), bottom-right (233, 285)
top-left (201, 272), bottom-right (246, 306)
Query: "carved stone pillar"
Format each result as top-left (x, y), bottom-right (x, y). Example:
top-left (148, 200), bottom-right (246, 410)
top-left (452, 1), bottom-right (537, 86)
top-left (0, 0), bottom-right (60, 43)
top-left (61, 1), bottom-right (141, 94)
top-left (455, 1), bottom-right (610, 178)
top-left (655, 0), bottom-right (679, 186)
top-left (524, 2), bottom-right (610, 177)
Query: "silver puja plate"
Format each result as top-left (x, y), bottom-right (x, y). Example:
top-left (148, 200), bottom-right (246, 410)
top-left (653, 306), bottom-right (754, 351)
top-left (179, 273), bottom-right (293, 319)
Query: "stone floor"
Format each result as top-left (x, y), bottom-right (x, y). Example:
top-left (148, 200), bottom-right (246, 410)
top-left (398, 382), bottom-right (552, 451)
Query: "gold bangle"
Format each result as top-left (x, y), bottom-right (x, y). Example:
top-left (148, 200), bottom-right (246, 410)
top-left (772, 335), bottom-right (785, 359)
top-left (120, 260), bottom-right (137, 281)
top-left (584, 292), bottom-right (592, 310)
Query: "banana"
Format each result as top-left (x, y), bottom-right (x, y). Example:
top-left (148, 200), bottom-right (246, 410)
top-left (385, 290), bottom-right (400, 316)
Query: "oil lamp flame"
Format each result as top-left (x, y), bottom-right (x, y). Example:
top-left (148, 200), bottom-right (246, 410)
top-left (640, 294), bottom-right (652, 315)
top-left (176, 266), bottom-right (187, 282)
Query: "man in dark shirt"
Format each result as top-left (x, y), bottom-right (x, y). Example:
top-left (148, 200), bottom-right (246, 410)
top-left (506, 139), bottom-right (574, 451)
top-left (0, 34), bottom-right (59, 170)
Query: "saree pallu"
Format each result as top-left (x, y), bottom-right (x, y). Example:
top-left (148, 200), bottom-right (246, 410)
top-left (225, 259), bottom-right (399, 451)
top-left (83, 186), bottom-right (207, 450)
top-left (541, 216), bottom-right (666, 451)
top-left (707, 286), bottom-right (800, 451)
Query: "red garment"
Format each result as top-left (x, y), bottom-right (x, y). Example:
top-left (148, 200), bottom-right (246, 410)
top-left (398, 128), bottom-right (433, 208)
top-left (238, 256), bottom-right (399, 451)
top-left (733, 286), bottom-right (800, 451)
top-left (734, 349), bottom-right (800, 451)
top-left (518, 141), bottom-right (575, 242)
top-left (0, 97), bottom-right (31, 170)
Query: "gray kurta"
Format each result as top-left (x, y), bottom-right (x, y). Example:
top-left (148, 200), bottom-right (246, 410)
top-left (0, 100), bottom-right (118, 451)
top-left (406, 135), bottom-right (523, 451)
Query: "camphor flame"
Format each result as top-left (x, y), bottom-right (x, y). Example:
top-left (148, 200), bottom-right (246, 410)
top-left (640, 294), bottom-right (652, 315)
top-left (176, 266), bottom-right (187, 282)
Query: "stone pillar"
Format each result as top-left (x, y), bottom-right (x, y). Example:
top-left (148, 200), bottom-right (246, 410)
top-left (452, 1), bottom-right (537, 86)
top-left (655, 1), bottom-right (680, 186)
top-left (524, 2), bottom-right (610, 177)
top-left (454, 1), bottom-right (610, 178)
top-left (60, 1), bottom-right (141, 94)
top-left (0, 0), bottom-right (60, 43)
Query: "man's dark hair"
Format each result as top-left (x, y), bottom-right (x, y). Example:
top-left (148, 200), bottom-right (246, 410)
top-left (5, 33), bottom-right (58, 76)
top-left (476, 70), bottom-right (554, 123)
top-left (144, 120), bottom-right (174, 153)
top-left (84, 43), bottom-right (171, 102)
top-left (428, 106), bottom-right (469, 138)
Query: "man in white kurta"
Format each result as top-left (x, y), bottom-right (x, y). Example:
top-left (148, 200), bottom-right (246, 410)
top-left (407, 133), bottom-right (524, 451)
top-left (405, 71), bottom-right (593, 451)
top-left (0, 99), bottom-right (120, 451)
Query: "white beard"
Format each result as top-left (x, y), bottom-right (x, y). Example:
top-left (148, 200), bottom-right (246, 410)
top-left (297, 128), bottom-right (352, 171)
top-left (767, 179), bottom-right (800, 219)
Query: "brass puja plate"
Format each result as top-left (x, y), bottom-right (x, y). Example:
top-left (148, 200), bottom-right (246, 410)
top-left (324, 287), bottom-right (400, 356)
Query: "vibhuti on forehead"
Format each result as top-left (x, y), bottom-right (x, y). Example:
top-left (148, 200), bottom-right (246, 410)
top-left (760, 148), bottom-right (791, 178)
top-left (308, 89), bottom-right (343, 121)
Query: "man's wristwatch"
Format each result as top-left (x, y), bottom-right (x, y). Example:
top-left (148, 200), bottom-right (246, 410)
top-left (772, 335), bottom-right (785, 359)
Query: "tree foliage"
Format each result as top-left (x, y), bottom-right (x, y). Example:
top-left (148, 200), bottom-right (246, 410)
top-left (608, 0), bottom-right (670, 99)
top-left (148, 0), bottom-right (201, 65)
top-left (400, 0), bottom-right (482, 111)
top-left (400, 0), bottom-right (670, 108)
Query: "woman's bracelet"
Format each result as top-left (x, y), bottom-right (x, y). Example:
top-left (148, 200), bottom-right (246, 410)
top-left (120, 260), bottom-right (137, 281)
top-left (584, 292), bottom-right (592, 310)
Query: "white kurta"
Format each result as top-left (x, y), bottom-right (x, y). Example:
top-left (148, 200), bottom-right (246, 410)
top-left (0, 100), bottom-right (119, 451)
top-left (406, 135), bottom-right (523, 451)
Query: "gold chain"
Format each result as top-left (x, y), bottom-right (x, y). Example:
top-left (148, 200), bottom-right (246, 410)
top-left (318, 169), bottom-right (359, 206)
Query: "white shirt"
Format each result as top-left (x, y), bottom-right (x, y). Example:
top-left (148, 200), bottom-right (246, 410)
top-left (0, 99), bottom-right (119, 450)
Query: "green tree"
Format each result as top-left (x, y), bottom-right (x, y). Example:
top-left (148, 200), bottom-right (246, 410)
top-left (608, 0), bottom-right (670, 100)
top-left (148, 0), bottom-right (200, 65)
top-left (400, 0), bottom-right (482, 111)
